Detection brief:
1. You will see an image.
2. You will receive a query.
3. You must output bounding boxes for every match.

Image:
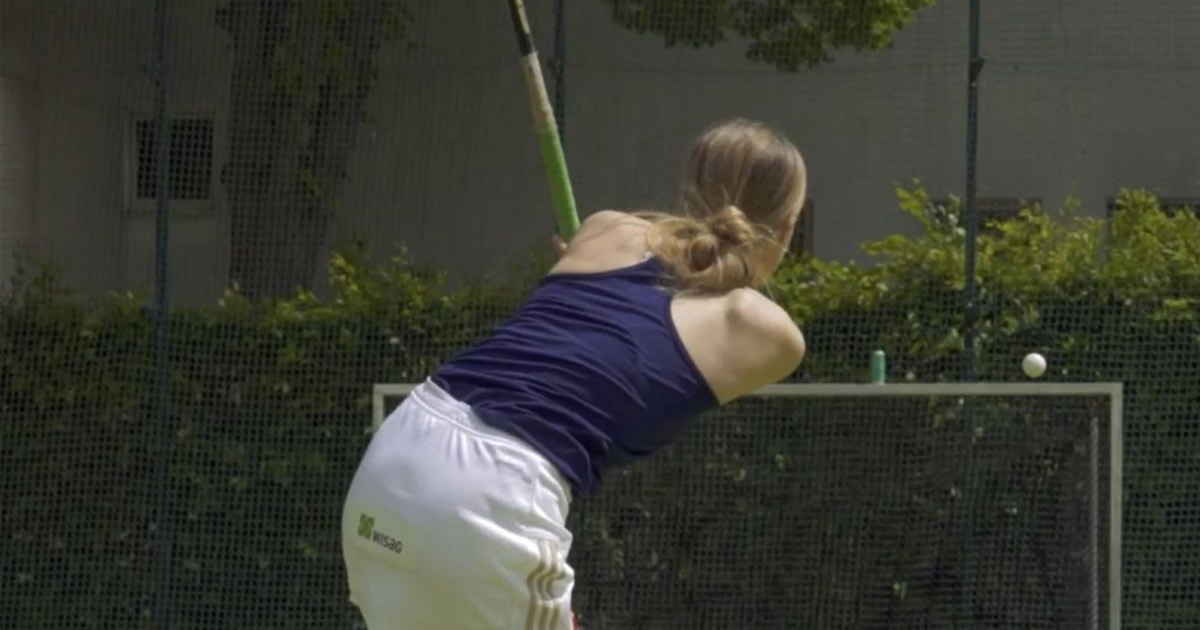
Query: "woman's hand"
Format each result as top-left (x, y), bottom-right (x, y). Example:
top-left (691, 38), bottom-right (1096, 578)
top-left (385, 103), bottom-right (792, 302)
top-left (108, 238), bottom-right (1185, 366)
top-left (551, 234), bottom-right (569, 258)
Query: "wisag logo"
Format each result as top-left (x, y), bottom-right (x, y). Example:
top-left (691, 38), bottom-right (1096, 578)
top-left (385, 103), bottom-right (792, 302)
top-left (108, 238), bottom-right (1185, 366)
top-left (358, 512), bottom-right (403, 555)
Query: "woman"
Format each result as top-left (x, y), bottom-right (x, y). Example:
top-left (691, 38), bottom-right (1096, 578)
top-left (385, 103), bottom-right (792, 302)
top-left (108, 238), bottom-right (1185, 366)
top-left (342, 118), bottom-right (808, 629)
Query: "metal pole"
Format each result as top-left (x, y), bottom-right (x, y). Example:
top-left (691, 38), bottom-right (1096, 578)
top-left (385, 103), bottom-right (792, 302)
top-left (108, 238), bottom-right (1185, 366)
top-left (964, 0), bottom-right (984, 382)
top-left (552, 0), bottom-right (567, 145)
top-left (151, 0), bottom-right (173, 627)
top-left (546, 0), bottom-right (569, 239)
top-left (960, 1), bottom-right (984, 626)
top-left (1089, 415), bottom-right (1101, 630)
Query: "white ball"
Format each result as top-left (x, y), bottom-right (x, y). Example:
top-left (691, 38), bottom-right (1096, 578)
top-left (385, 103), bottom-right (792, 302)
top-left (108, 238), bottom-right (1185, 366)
top-left (1022, 352), bottom-right (1047, 378)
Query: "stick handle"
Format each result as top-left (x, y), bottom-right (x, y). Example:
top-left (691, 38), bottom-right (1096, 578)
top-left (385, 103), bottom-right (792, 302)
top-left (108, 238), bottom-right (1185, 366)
top-left (507, 0), bottom-right (580, 239)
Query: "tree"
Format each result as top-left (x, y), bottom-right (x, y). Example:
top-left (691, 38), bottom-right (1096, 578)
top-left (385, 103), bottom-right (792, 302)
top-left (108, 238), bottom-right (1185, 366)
top-left (606, 0), bottom-right (938, 71)
top-left (216, 0), bottom-right (409, 298)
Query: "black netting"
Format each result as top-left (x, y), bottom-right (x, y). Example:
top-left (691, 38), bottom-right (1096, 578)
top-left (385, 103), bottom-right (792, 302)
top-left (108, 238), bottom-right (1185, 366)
top-left (2, 0), bottom-right (1197, 628)
top-left (566, 394), bottom-right (1114, 630)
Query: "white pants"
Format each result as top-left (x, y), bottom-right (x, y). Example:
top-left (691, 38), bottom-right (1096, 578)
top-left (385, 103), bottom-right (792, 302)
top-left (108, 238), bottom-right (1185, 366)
top-left (342, 380), bottom-right (576, 630)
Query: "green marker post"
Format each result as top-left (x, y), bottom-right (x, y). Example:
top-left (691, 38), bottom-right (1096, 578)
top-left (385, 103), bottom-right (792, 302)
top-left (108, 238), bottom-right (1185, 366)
top-left (870, 350), bottom-right (887, 385)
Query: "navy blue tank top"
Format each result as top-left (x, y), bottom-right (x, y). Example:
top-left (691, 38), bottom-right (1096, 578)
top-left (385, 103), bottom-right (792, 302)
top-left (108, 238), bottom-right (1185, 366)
top-left (432, 257), bottom-right (718, 496)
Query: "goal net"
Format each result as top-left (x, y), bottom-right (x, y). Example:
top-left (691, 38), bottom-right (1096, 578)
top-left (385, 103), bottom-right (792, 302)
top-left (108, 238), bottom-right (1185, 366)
top-left (374, 382), bottom-right (1122, 630)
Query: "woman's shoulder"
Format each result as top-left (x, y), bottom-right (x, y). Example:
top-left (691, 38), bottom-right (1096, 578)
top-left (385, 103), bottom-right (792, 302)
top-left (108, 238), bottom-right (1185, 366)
top-left (549, 211), bottom-right (654, 275)
top-left (669, 288), bottom-right (805, 404)
top-left (578, 210), bottom-right (650, 232)
top-left (584, 209), bottom-right (627, 224)
top-left (676, 288), bottom-right (804, 364)
top-left (722, 287), bottom-right (786, 320)
top-left (721, 288), bottom-right (806, 370)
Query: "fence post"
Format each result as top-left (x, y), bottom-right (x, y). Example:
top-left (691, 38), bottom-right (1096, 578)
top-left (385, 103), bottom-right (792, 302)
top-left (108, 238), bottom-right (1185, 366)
top-left (553, 0), bottom-right (567, 145)
top-left (151, 0), bottom-right (173, 627)
top-left (959, 0), bottom-right (985, 626)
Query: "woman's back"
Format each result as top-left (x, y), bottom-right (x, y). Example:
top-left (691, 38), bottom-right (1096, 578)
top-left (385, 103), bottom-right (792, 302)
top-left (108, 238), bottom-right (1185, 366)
top-left (434, 212), bottom-right (806, 496)
top-left (551, 211), bottom-right (806, 404)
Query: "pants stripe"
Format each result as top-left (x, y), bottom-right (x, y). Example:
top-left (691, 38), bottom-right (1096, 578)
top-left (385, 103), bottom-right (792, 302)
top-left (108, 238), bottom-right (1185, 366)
top-left (526, 539), bottom-right (569, 630)
top-left (526, 540), bottom-right (551, 630)
top-left (539, 540), bottom-right (561, 630)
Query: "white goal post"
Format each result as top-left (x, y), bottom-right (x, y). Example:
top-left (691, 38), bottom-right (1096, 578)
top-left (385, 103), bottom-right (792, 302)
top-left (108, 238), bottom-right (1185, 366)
top-left (371, 381), bottom-right (1124, 629)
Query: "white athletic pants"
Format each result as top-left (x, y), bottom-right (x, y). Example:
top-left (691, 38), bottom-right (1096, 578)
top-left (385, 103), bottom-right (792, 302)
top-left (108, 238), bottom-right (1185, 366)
top-left (342, 379), bottom-right (576, 630)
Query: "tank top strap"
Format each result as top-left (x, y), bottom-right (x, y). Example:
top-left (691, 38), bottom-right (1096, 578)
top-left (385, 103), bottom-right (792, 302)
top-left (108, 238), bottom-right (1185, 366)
top-left (540, 255), bottom-right (669, 287)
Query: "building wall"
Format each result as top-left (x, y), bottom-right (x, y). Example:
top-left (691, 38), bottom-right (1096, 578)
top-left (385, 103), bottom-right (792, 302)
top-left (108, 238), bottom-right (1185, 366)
top-left (0, 76), bottom-right (37, 286)
top-left (0, 2), bottom-right (42, 288)
top-left (3, 0), bottom-right (137, 293)
top-left (2, 0), bottom-right (1197, 305)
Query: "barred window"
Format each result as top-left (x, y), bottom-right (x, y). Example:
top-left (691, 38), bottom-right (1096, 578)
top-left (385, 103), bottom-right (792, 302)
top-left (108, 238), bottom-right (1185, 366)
top-left (134, 117), bottom-right (213, 201)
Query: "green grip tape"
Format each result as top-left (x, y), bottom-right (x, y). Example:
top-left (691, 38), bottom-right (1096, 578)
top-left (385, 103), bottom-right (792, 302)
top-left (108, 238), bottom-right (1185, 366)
top-left (535, 127), bottom-right (580, 239)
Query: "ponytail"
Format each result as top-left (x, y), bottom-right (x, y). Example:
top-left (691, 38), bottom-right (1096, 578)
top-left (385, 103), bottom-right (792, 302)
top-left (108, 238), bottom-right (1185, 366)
top-left (640, 205), bottom-right (771, 294)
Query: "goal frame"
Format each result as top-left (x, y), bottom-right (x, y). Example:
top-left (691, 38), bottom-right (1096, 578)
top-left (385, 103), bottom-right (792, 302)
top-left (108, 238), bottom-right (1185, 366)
top-left (371, 381), bottom-right (1124, 629)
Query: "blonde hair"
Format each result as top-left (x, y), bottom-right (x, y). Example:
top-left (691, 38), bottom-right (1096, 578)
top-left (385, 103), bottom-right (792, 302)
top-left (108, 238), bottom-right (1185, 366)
top-left (641, 118), bottom-right (807, 294)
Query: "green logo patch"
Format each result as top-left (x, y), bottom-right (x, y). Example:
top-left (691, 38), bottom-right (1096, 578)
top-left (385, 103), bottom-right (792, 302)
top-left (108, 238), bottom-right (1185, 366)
top-left (358, 513), bottom-right (375, 539)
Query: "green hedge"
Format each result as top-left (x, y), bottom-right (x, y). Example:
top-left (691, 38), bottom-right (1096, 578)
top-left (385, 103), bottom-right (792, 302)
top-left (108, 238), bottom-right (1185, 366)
top-left (2, 189), bottom-right (1196, 629)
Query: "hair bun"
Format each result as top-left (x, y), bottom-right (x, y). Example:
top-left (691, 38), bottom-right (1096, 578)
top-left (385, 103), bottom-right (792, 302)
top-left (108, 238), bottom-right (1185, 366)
top-left (706, 205), bottom-right (756, 247)
top-left (685, 233), bottom-right (721, 271)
